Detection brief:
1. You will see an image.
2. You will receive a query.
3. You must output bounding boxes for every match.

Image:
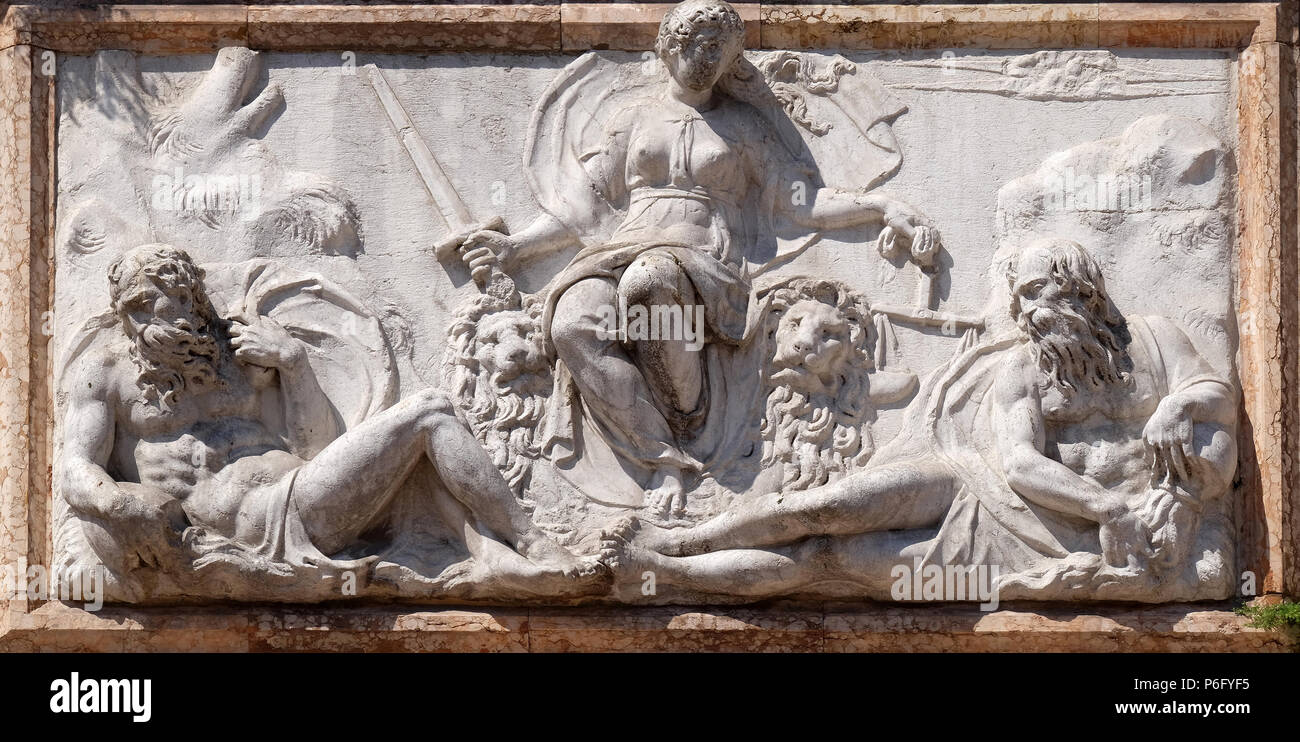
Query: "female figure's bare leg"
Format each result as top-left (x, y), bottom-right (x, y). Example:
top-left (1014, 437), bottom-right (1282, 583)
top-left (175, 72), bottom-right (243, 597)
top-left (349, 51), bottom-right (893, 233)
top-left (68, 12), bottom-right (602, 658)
top-left (552, 276), bottom-right (694, 518)
top-left (617, 252), bottom-right (707, 519)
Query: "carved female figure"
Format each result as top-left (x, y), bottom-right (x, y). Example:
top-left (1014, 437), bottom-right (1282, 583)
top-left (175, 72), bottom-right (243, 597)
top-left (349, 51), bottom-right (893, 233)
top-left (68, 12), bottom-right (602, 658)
top-left (455, 0), bottom-right (935, 517)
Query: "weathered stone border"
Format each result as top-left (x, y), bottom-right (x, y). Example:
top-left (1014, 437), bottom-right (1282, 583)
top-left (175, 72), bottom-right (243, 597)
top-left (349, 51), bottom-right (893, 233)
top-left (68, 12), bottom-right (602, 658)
top-left (1, 2), bottom-right (1296, 651)
top-left (1, 600), bottom-right (1292, 652)
top-left (0, 3), bottom-right (1291, 52)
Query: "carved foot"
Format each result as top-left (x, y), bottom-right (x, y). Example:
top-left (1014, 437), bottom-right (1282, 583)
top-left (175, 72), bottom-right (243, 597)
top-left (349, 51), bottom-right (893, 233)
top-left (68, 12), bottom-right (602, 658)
top-left (506, 548), bottom-right (609, 598)
top-left (518, 531), bottom-right (606, 582)
top-left (608, 515), bottom-right (689, 557)
top-left (643, 467), bottom-right (688, 524)
top-left (599, 517), bottom-right (669, 582)
top-left (538, 554), bottom-right (611, 597)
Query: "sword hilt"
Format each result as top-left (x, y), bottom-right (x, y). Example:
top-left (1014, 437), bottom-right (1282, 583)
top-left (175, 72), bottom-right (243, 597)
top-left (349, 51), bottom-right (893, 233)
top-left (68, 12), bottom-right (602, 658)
top-left (433, 216), bottom-right (519, 301)
top-left (432, 215), bottom-right (508, 262)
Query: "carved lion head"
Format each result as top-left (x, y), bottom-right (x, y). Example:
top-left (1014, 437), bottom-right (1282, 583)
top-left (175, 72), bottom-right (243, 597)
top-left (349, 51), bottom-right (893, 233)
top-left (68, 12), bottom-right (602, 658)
top-left (759, 278), bottom-right (876, 491)
top-left (441, 295), bottom-right (551, 494)
top-left (770, 298), bottom-right (856, 396)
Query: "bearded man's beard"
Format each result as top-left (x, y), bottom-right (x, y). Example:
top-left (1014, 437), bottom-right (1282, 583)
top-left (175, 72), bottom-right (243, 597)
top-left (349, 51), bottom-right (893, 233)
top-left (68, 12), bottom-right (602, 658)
top-left (1019, 296), bottom-right (1132, 401)
top-left (468, 369), bottom-right (549, 494)
top-left (129, 317), bottom-right (223, 408)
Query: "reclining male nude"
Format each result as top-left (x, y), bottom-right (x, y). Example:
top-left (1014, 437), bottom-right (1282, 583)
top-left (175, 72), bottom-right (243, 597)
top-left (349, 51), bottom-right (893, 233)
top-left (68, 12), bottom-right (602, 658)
top-left (602, 237), bottom-right (1236, 598)
top-left (60, 244), bottom-right (602, 596)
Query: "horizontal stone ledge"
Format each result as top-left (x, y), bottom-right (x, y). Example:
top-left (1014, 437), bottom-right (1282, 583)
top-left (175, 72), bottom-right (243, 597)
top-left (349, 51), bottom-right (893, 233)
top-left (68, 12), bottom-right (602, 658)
top-left (0, 4), bottom-right (564, 53)
top-left (0, 4), bottom-right (251, 53)
top-left (0, 3), bottom-right (1283, 53)
top-left (762, 3), bottom-right (1283, 49)
top-left (561, 3), bottom-right (760, 51)
top-left (1, 601), bottom-right (1292, 652)
top-left (247, 4), bottom-right (564, 52)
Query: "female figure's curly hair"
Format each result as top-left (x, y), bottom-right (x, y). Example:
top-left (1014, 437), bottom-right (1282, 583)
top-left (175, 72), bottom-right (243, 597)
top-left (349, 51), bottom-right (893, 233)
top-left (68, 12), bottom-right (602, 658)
top-left (655, 0), bottom-right (851, 136)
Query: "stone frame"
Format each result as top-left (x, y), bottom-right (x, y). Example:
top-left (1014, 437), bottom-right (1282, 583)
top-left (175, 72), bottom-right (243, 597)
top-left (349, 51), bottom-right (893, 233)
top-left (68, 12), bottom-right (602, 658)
top-left (0, 1), bottom-right (1295, 651)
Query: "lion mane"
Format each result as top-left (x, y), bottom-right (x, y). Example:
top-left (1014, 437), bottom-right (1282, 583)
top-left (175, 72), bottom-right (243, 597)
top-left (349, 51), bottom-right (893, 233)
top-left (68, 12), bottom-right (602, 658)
top-left (440, 295), bottom-right (551, 495)
top-left (759, 277), bottom-right (877, 491)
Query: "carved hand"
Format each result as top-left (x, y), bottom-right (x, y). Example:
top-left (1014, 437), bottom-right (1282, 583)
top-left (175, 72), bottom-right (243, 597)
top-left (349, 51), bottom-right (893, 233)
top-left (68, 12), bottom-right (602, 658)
top-left (458, 229), bottom-right (519, 283)
top-left (1142, 396), bottom-right (1195, 485)
top-left (229, 317), bottom-right (305, 370)
top-left (881, 200), bottom-right (940, 267)
top-left (1097, 505), bottom-right (1153, 572)
top-left (114, 494), bottom-right (185, 571)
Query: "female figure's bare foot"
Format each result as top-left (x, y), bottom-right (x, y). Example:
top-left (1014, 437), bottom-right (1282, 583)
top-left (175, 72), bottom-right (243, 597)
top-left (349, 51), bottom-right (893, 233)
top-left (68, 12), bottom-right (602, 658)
top-left (643, 466), bottom-right (687, 523)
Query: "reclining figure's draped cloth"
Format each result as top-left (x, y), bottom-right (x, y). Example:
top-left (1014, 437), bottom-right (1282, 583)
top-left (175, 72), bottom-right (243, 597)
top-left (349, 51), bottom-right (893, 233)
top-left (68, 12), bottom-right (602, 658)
top-left (873, 316), bottom-right (1232, 598)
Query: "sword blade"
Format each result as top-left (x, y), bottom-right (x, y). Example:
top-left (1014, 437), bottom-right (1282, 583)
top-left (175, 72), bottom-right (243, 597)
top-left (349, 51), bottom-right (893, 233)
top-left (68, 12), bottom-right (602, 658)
top-left (364, 64), bottom-right (476, 240)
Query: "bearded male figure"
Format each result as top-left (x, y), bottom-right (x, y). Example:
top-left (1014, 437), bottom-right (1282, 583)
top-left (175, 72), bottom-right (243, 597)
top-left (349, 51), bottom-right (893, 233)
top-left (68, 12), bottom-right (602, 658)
top-left (60, 244), bottom-right (602, 599)
top-left (603, 237), bottom-right (1237, 600)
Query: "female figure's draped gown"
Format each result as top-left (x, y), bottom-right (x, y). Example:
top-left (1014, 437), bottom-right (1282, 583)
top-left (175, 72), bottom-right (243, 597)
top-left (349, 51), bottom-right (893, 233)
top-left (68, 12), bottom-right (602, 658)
top-left (539, 100), bottom-right (799, 502)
